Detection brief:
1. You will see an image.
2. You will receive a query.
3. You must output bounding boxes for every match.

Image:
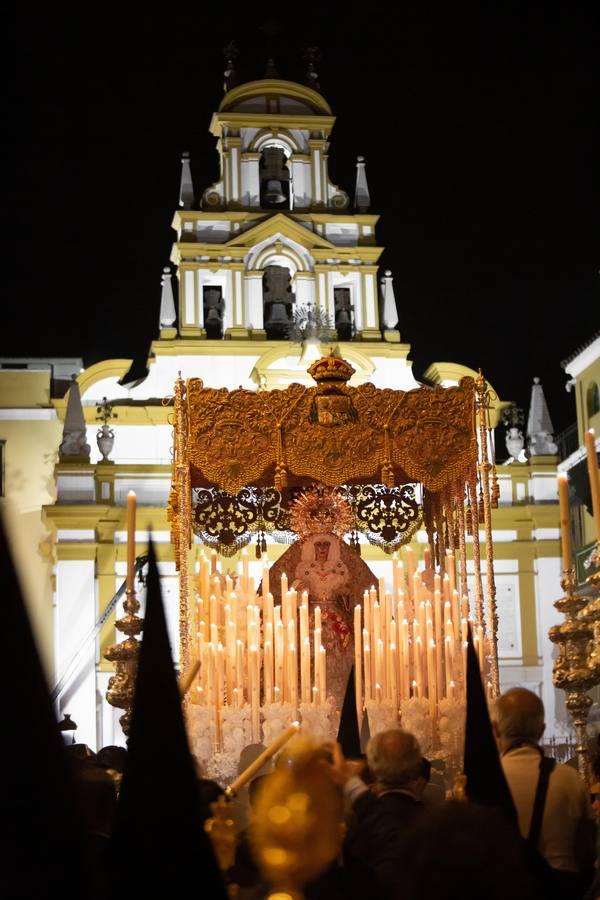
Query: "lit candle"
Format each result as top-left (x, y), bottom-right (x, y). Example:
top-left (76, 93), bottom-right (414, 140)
top-left (319, 644), bottom-right (326, 705)
top-left (390, 642), bottom-right (398, 719)
top-left (413, 572), bottom-right (422, 612)
top-left (126, 491), bottom-right (136, 593)
top-left (585, 429), bottom-right (600, 541)
top-left (446, 551), bottom-right (456, 596)
top-left (289, 636), bottom-right (298, 718)
top-left (281, 572), bottom-right (288, 600)
top-left (392, 552), bottom-right (399, 601)
top-left (373, 601), bottom-right (381, 648)
top-left (363, 631), bottom-right (372, 702)
top-left (354, 607), bottom-right (363, 724)
top-left (225, 618), bottom-right (234, 703)
top-left (423, 546), bottom-right (432, 571)
top-left (397, 559), bottom-right (406, 597)
top-left (451, 589), bottom-right (461, 642)
top-left (397, 594), bottom-right (405, 626)
top-left (314, 627), bottom-right (322, 703)
top-left (264, 626), bottom-right (273, 704)
top-left (314, 606), bottom-right (322, 632)
top-left (289, 588), bottom-right (298, 631)
top-left (557, 472), bottom-right (573, 571)
top-left (301, 636), bottom-right (311, 704)
top-left (201, 552), bottom-right (210, 605)
top-left (275, 617), bottom-right (284, 699)
top-left (216, 642), bottom-right (225, 707)
top-left (434, 590), bottom-right (443, 692)
top-left (236, 639), bottom-right (244, 704)
top-left (262, 554), bottom-right (270, 599)
top-left (299, 603), bottom-right (309, 701)
top-left (444, 634), bottom-right (455, 694)
top-left (250, 644), bottom-right (260, 741)
top-left (401, 618), bottom-right (410, 699)
top-left (265, 592), bottom-right (275, 639)
top-left (405, 546), bottom-right (415, 604)
top-left (210, 548), bottom-right (217, 575)
top-left (376, 637), bottom-right (384, 696)
top-left (426, 617), bottom-right (435, 699)
top-left (241, 547), bottom-right (249, 596)
top-left (418, 601), bottom-right (426, 653)
top-left (288, 619), bottom-right (297, 704)
top-left (230, 592), bottom-right (238, 633)
top-left (364, 589), bottom-right (371, 641)
top-left (427, 638), bottom-right (437, 720)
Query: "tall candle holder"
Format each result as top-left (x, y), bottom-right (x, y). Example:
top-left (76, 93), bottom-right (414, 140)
top-left (105, 573), bottom-right (145, 735)
top-left (548, 569), bottom-right (595, 783)
top-left (105, 492), bottom-right (144, 736)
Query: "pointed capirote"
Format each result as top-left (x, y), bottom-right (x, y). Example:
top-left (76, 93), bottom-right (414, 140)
top-left (463, 624), bottom-right (516, 819)
top-left (2, 510), bottom-right (85, 897)
top-left (110, 540), bottom-right (227, 898)
top-left (337, 665), bottom-right (362, 758)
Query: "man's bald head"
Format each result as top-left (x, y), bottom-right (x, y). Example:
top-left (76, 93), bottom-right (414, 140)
top-left (367, 729), bottom-right (422, 789)
top-left (493, 688), bottom-right (545, 747)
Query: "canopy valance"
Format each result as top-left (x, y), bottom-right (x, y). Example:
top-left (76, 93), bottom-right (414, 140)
top-left (183, 356), bottom-right (478, 494)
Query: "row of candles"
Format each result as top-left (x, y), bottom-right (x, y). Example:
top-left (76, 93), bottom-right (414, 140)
top-left (189, 541), bottom-right (483, 743)
top-left (353, 553), bottom-right (477, 726)
top-left (190, 549), bottom-right (328, 741)
top-left (557, 428), bottom-right (600, 571)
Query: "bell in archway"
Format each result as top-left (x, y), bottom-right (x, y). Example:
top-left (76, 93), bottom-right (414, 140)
top-left (264, 179), bottom-right (286, 205)
top-left (265, 301), bottom-right (290, 326)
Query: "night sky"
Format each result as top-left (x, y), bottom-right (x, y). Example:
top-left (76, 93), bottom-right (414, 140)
top-left (4, 7), bottom-right (598, 436)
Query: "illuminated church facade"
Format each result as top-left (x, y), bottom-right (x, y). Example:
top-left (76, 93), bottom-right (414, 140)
top-left (0, 75), bottom-right (570, 749)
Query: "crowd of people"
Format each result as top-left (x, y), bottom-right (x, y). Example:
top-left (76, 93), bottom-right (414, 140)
top-left (64, 687), bottom-right (599, 900)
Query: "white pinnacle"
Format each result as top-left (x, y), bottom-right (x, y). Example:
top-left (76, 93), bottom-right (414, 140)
top-left (526, 376), bottom-right (557, 455)
top-left (381, 269), bottom-right (398, 331)
top-left (58, 376), bottom-right (91, 461)
top-left (179, 152), bottom-right (194, 209)
top-left (159, 267), bottom-right (176, 328)
top-left (354, 155), bottom-right (371, 213)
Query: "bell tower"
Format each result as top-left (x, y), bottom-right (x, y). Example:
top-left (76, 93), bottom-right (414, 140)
top-left (170, 74), bottom-right (395, 343)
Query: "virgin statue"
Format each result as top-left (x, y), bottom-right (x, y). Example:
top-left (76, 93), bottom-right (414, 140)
top-left (267, 486), bottom-right (377, 709)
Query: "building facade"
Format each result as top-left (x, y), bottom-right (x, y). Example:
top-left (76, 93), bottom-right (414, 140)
top-left (0, 77), bottom-right (568, 749)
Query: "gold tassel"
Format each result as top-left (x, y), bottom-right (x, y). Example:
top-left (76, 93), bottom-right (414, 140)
top-left (465, 502), bottom-right (473, 536)
top-left (491, 473), bottom-right (500, 509)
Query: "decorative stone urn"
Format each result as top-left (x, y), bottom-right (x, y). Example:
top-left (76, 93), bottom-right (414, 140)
top-left (96, 423), bottom-right (115, 462)
top-left (505, 427), bottom-right (524, 460)
top-left (96, 396), bottom-right (117, 462)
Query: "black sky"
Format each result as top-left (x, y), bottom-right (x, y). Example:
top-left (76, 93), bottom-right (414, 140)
top-left (4, 6), bottom-right (599, 434)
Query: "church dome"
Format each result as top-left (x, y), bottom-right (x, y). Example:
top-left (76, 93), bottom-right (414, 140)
top-left (218, 78), bottom-right (332, 117)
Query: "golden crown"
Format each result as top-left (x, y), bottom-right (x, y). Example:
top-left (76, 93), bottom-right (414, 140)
top-left (307, 355), bottom-right (355, 385)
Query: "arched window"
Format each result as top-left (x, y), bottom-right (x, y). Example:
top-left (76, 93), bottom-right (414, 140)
top-left (587, 382), bottom-right (600, 418)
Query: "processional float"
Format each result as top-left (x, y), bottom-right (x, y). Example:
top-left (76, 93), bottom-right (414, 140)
top-left (163, 355), bottom-right (501, 783)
